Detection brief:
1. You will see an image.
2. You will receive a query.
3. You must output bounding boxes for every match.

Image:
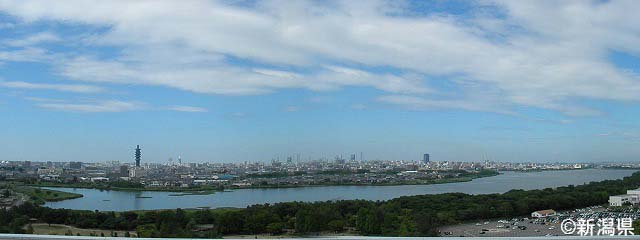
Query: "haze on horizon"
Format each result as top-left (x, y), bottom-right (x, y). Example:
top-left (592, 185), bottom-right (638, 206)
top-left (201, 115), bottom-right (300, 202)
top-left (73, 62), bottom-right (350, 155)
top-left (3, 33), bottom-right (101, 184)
top-left (0, 0), bottom-right (639, 163)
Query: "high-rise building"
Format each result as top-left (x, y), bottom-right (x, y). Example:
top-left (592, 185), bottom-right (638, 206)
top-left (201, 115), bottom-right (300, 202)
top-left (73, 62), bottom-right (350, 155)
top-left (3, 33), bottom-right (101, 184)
top-left (120, 165), bottom-right (129, 177)
top-left (129, 167), bottom-right (146, 178)
top-left (423, 153), bottom-right (430, 164)
top-left (350, 154), bottom-right (356, 161)
top-left (135, 145), bottom-right (141, 167)
top-left (69, 161), bottom-right (82, 169)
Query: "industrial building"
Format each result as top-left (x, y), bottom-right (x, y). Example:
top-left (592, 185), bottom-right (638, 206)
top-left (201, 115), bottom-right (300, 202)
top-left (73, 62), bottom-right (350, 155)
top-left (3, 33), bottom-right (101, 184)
top-left (531, 209), bottom-right (556, 218)
top-left (609, 188), bottom-right (640, 206)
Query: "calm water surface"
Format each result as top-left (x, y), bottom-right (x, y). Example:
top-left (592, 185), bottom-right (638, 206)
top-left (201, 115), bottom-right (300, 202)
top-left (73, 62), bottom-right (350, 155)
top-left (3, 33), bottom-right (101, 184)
top-left (44, 169), bottom-right (636, 211)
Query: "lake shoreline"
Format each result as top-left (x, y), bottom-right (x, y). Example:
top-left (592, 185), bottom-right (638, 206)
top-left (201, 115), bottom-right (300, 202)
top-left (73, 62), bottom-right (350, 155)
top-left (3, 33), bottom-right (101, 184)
top-left (42, 169), bottom-right (636, 211)
top-left (28, 171), bottom-right (500, 193)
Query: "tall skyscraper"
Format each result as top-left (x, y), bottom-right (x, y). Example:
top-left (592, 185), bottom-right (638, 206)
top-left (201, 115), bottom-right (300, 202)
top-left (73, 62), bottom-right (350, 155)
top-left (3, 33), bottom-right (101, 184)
top-left (69, 161), bottom-right (82, 169)
top-left (120, 165), bottom-right (129, 177)
top-left (350, 154), bottom-right (356, 161)
top-left (135, 145), bottom-right (141, 167)
top-left (423, 153), bottom-right (430, 164)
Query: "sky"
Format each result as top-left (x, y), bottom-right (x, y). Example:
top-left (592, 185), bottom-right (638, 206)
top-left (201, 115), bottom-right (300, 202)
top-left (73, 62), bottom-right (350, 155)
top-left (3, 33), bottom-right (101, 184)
top-left (0, 0), bottom-right (639, 163)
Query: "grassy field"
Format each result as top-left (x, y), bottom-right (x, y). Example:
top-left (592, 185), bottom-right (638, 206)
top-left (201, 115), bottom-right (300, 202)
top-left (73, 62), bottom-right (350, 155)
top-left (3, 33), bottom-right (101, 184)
top-left (27, 181), bottom-right (221, 194)
top-left (27, 223), bottom-right (136, 237)
top-left (15, 187), bottom-right (83, 204)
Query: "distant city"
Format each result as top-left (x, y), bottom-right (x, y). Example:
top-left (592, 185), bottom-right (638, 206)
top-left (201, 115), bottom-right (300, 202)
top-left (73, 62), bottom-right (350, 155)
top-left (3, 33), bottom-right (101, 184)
top-left (1, 145), bottom-right (638, 191)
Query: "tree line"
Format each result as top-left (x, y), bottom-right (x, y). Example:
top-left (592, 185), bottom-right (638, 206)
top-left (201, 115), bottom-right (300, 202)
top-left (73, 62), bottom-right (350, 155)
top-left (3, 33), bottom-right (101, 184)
top-left (1, 171), bottom-right (639, 237)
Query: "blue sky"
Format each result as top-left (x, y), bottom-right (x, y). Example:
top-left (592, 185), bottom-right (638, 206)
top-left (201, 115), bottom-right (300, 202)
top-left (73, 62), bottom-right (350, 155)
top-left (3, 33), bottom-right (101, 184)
top-left (0, 0), bottom-right (639, 163)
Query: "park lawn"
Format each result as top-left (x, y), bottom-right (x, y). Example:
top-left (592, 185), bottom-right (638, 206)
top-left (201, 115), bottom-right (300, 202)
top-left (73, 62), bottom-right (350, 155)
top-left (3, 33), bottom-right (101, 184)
top-left (15, 187), bottom-right (83, 204)
top-left (28, 223), bottom-right (136, 237)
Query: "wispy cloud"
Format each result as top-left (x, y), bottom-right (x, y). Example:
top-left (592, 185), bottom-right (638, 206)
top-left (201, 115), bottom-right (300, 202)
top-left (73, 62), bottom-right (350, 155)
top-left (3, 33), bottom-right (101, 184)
top-left (167, 105), bottom-right (207, 113)
top-left (0, 22), bottom-right (15, 29)
top-left (596, 131), bottom-right (640, 141)
top-left (351, 103), bottom-right (367, 110)
top-left (0, 48), bottom-right (52, 62)
top-left (378, 95), bottom-right (515, 115)
top-left (284, 106), bottom-right (299, 112)
top-left (4, 31), bottom-right (60, 47)
top-left (0, 1), bottom-right (639, 116)
top-left (36, 100), bottom-right (141, 113)
top-left (228, 112), bottom-right (247, 118)
top-left (0, 81), bottom-right (104, 93)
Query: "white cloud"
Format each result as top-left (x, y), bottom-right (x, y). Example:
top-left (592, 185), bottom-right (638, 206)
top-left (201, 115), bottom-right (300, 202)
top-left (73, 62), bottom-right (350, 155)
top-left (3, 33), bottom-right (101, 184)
top-left (23, 96), bottom-right (67, 103)
top-left (167, 105), bottom-right (207, 113)
top-left (0, 1), bottom-right (639, 116)
top-left (596, 131), bottom-right (640, 141)
top-left (378, 95), bottom-right (514, 115)
top-left (36, 100), bottom-right (141, 112)
top-left (0, 22), bottom-right (14, 29)
top-left (4, 31), bottom-right (60, 47)
top-left (284, 106), bottom-right (299, 112)
top-left (351, 103), bottom-right (367, 110)
top-left (0, 80), bottom-right (104, 93)
top-left (0, 47), bottom-right (52, 62)
top-left (228, 112), bottom-right (247, 118)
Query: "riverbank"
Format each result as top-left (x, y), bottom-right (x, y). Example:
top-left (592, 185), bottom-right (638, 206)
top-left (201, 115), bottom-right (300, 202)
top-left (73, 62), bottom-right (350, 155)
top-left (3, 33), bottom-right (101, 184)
top-left (23, 170), bottom-right (500, 194)
top-left (25, 182), bottom-right (221, 195)
top-left (41, 169), bottom-right (636, 211)
top-left (505, 167), bottom-right (593, 173)
top-left (244, 171), bottom-right (500, 189)
top-left (3, 170), bottom-right (638, 238)
top-left (13, 186), bottom-right (82, 205)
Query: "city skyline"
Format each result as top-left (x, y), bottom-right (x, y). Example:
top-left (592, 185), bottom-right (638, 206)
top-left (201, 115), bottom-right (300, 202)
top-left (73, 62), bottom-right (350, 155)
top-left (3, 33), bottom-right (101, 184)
top-left (1, 1), bottom-right (640, 163)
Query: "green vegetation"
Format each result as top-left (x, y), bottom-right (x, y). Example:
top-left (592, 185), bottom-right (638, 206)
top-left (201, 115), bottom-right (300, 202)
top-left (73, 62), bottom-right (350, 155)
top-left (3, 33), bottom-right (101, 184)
top-left (16, 169), bottom-right (498, 195)
top-left (28, 223), bottom-right (136, 237)
top-left (250, 169), bottom-right (499, 188)
top-left (13, 187), bottom-right (82, 205)
top-left (26, 181), bottom-right (223, 194)
top-left (1, 171), bottom-right (638, 237)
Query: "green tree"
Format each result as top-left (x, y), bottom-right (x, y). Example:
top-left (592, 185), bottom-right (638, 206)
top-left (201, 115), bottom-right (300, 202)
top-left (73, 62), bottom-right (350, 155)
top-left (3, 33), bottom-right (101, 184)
top-left (266, 222), bottom-right (284, 235)
top-left (135, 224), bottom-right (157, 238)
top-left (327, 220), bottom-right (344, 232)
top-left (2, 189), bottom-right (10, 198)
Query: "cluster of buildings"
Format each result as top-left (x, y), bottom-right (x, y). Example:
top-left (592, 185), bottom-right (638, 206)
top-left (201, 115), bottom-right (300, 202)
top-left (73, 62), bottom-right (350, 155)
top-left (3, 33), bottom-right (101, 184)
top-left (609, 188), bottom-right (640, 207)
top-left (0, 157), bottom-right (484, 189)
top-left (0, 145), bottom-right (631, 190)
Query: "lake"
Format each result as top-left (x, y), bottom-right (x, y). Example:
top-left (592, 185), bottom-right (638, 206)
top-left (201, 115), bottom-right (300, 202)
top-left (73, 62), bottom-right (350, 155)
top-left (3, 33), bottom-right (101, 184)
top-left (44, 169), bottom-right (636, 211)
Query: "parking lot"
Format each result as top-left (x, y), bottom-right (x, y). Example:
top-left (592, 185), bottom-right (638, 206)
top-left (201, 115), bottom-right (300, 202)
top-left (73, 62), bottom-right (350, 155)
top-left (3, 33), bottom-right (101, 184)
top-left (439, 206), bottom-right (640, 237)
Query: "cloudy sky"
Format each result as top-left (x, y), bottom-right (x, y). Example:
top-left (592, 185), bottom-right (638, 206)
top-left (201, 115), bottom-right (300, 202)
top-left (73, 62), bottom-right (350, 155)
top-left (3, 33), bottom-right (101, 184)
top-left (1, 0), bottom-right (639, 163)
